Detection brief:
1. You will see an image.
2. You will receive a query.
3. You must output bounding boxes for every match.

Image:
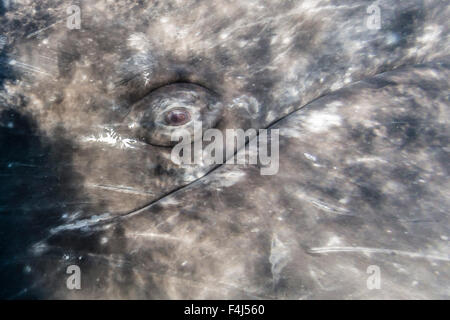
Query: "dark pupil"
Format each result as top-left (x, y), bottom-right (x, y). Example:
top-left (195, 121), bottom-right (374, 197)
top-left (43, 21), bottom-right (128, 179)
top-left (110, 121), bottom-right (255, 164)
top-left (165, 108), bottom-right (190, 126)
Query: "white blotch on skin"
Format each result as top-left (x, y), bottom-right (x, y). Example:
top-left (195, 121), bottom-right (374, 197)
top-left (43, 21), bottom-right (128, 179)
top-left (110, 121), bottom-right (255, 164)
top-left (82, 128), bottom-right (137, 149)
top-left (303, 111), bottom-right (342, 133)
top-left (160, 197), bottom-right (180, 207)
top-left (230, 96), bottom-right (260, 118)
top-left (327, 236), bottom-right (341, 246)
top-left (31, 242), bottom-right (48, 255)
top-left (127, 33), bottom-right (152, 52)
top-left (269, 234), bottom-right (290, 284)
top-left (265, 110), bottom-right (276, 123)
top-left (303, 152), bottom-right (317, 162)
top-left (128, 121), bottom-right (138, 129)
top-left (51, 213), bottom-right (111, 234)
top-left (386, 32), bottom-right (400, 45)
top-left (417, 25), bottom-right (441, 45)
top-left (213, 171), bottom-right (246, 188)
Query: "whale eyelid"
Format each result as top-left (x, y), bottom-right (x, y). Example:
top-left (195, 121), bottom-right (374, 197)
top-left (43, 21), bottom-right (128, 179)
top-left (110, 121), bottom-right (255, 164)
top-left (114, 70), bottom-right (220, 103)
top-left (141, 80), bottom-right (220, 100)
top-left (116, 76), bottom-right (220, 106)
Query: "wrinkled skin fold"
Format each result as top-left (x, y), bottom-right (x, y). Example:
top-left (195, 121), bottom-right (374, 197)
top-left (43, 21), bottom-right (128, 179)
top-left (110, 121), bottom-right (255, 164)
top-left (0, 0), bottom-right (449, 298)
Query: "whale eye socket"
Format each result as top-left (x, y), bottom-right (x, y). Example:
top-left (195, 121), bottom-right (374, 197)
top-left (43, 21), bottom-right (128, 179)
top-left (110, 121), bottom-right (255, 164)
top-left (126, 83), bottom-right (222, 146)
top-left (164, 108), bottom-right (191, 126)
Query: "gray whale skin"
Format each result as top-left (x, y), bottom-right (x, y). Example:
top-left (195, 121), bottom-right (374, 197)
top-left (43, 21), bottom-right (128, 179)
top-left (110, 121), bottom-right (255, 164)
top-left (0, 0), bottom-right (449, 299)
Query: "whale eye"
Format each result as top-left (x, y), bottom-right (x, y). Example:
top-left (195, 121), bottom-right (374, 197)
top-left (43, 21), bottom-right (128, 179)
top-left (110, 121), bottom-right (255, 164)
top-left (126, 83), bottom-right (222, 146)
top-left (164, 108), bottom-right (191, 126)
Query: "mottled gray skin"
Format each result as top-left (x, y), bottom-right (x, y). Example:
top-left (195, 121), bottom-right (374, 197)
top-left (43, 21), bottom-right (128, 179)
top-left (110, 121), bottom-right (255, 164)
top-left (0, 0), bottom-right (448, 299)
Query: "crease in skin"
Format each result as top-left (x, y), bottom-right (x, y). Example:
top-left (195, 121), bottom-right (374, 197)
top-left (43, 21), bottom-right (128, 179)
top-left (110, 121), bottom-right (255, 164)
top-left (307, 246), bottom-right (450, 262)
top-left (46, 61), bottom-right (448, 235)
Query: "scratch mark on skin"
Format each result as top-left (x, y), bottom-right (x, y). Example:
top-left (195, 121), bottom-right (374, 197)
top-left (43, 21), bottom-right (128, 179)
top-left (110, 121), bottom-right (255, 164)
top-left (205, 3), bottom-right (362, 51)
top-left (25, 18), bottom-right (66, 39)
top-left (5, 162), bottom-right (40, 168)
top-left (86, 253), bottom-right (129, 267)
top-left (309, 199), bottom-right (353, 216)
top-left (295, 191), bottom-right (354, 216)
top-left (38, 55), bottom-right (58, 63)
top-left (86, 183), bottom-right (154, 196)
top-left (129, 232), bottom-right (185, 242)
top-left (50, 213), bottom-right (111, 234)
top-left (309, 268), bottom-right (336, 292)
top-left (0, 57), bottom-right (54, 76)
top-left (307, 246), bottom-right (450, 262)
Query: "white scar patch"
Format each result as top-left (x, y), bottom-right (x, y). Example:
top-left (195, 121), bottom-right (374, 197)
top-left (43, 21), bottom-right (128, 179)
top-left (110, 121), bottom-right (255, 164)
top-left (303, 111), bottom-right (342, 133)
top-left (269, 234), bottom-right (290, 284)
top-left (127, 33), bottom-right (152, 52)
top-left (210, 171), bottom-right (246, 188)
top-left (230, 95), bottom-right (260, 117)
top-left (123, 33), bottom-right (156, 85)
top-left (82, 128), bottom-right (138, 149)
